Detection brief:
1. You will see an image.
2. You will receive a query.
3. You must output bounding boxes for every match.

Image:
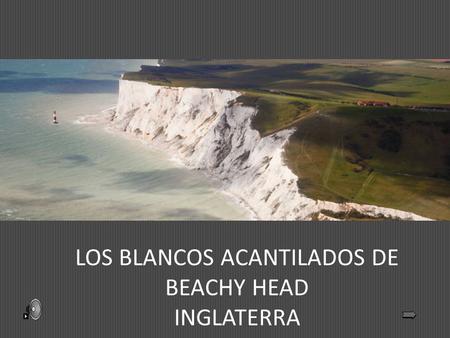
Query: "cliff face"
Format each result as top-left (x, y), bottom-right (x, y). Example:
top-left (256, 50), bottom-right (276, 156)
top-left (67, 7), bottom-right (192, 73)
top-left (110, 80), bottom-right (429, 220)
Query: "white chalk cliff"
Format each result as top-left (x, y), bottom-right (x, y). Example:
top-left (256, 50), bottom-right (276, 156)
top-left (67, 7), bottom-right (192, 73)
top-left (108, 79), bottom-right (429, 220)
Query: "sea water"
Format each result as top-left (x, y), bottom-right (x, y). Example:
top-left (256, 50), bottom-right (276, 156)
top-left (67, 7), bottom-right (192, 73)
top-left (0, 60), bottom-right (248, 220)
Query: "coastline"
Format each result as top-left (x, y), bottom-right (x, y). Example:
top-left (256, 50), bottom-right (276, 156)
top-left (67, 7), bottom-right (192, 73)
top-left (100, 79), bottom-right (430, 221)
top-left (76, 109), bottom-right (257, 220)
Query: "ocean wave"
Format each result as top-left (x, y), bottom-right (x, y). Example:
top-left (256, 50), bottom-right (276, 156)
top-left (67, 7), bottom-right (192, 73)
top-left (74, 106), bottom-right (116, 125)
top-left (0, 208), bottom-right (19, 219)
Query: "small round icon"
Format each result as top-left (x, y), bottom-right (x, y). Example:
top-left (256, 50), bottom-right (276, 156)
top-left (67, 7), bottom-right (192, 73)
top-left (29, 299), bottom-right (42, 320)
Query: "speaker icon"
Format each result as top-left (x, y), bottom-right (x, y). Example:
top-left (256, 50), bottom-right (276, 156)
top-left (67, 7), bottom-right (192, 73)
top-left (23, 299), bottom-right (42, 320)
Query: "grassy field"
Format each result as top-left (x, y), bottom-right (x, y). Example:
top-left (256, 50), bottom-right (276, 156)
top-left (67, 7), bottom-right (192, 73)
top-left (124, 60), bottom-right (450, 219)
top-left (285, 106), bottom-right (450, 219)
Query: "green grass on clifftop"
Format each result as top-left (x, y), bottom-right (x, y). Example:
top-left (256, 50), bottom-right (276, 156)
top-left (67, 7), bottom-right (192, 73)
top-left (124, 60), bottom-right (450, 219)
top-left (285, 106), bottom-right (450, 219)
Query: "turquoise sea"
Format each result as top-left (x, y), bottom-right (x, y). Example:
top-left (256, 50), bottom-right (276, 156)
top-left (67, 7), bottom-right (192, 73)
top-left (0, 60), bottom-right (247, 220)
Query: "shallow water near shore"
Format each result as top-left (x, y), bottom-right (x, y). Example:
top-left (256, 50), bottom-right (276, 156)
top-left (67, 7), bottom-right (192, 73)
top-left (0, 60), bottom-right (248, 220)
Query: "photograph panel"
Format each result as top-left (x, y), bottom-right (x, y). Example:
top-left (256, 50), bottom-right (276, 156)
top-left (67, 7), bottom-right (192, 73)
top-left (1, 59), bottom-right (449, 220)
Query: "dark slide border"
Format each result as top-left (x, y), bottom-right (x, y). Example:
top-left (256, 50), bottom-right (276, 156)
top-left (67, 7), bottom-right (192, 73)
top-left (1, 1), bottom-right (449, 337)
top-left (0, 0), bottom-right (449, 58)
top-left (1, 221), bottom-right (449, 337)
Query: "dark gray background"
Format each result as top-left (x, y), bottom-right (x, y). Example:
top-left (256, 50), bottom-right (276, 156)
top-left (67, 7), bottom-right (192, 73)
top-left (1, 0), bottom-right (450, 337)
top-left (0, 0), bottom-right (449, 58)
top-left (0, 221), bottom-right (449, 337)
